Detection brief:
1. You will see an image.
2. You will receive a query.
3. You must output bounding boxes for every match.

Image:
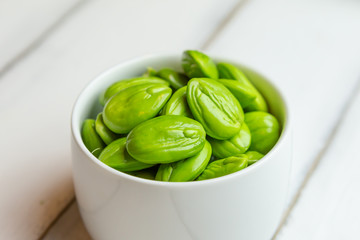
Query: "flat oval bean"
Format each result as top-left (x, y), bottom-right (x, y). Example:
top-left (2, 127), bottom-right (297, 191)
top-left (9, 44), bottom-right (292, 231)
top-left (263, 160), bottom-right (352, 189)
top-left (187, 78), bottom-right (243, 140)
top-left (126, 115), bottom-right (206, 164)
top-left (100, 76), bottom-right (169, 105)
top-left (217, 62), bottom-right (268, 112)
top-left (81, 119), bottom-right (106, 157)
top-left (161, 86), bottom-right (193, 118)
top-left (182, 50), bottom-right (218, 79)
top-left (99, 138), bottom-right (154, 171)
top-left (197, 154), bottom-right (248, 181)
top-left (157, 68), bottom-right (189, 89)
top-left (155, 141), bottom-right (212, 182)
top-left (244, 151), bottom-right (264, 165)
top-left (217, 79), bottom-right (256, 108)
top-left (103, 83), bottom-right (172, 134)
top-left (245, 111), bottom-right (280, 154)
top-left (95, 113), bottom-right (121, 145)
top-left (208, 122), bottom-right (251, 159)
top-left (217, 62), bottom-right (251, 85)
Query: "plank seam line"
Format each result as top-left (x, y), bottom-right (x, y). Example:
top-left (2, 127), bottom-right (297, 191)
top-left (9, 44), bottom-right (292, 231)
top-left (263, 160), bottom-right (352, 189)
top-left (38, 197), bottom-right (76, 240)
top-left (0, 0), bottom-right (89, 80)
top-left (272, 76), bottom-right (360, 239)
top-left (201, 0), bottom-right (249, 50)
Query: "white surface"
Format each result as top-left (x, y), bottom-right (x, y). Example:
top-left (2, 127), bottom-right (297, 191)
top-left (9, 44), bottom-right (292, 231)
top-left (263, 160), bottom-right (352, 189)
top-left (276, 87), bottom-right (360, 240)
top-left (0, 0), bottom-right (240, 239)
top-left (0, 0), bottom-right (80, 72)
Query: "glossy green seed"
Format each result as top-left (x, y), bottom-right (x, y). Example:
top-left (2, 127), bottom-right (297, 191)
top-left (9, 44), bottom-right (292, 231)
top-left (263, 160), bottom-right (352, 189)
top-left (245, 111), bottom-right (280, 154)
top-left (157, 68), bottom-right (189, 89)
top-left (217, 62), bottom-right (251, 85)
top-left (99, 138), bottom-right (154, 171)
top-left (126, 115), bottom-right (206, 164)
top-left (187, 78), bottom-right (243, 140)
top-left (155, 164), bottom-right (172, 181)
top-left (244, 151), bottom-right (264, 165)
top-left (197, 154), bottom-right (248, 181)
top-left (161, 86), bottom-right (193, 118)
top-left (81, 119), bottom-right (106, 157)
top-left (95, 113), bottom-right (121, 145)
top-left (208, 122), bottom-right (251, 159)
top-left (103, 83), bottom-right (172, 134)
top-left (217, 62), bottom-right (268, 112)
top-left (217, 79), bottom-right (257, 108)
top-left (155, 141), bottom-right (212, 182)
top-left (182, 50), bottom-right (218, 79)
top-left (99, 77), bottom-right (169, 105)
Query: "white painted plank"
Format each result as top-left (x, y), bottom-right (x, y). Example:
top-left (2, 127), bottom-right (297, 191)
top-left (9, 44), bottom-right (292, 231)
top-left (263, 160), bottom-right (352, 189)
top-left (0, 0), bottom-right (80, 72)
top-left (275, 86), bottom-right (360, 240)
top-left (0, 0), bottom-right (240, 239)
top-left (43, 201), bottom-right (91, 240)
top-left (208, 0), bottom-right (360, 203)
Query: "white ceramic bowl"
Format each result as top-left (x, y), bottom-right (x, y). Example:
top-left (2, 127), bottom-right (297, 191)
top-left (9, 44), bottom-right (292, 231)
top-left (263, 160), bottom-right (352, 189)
top-left (71, 54), bottom-right (291, 240)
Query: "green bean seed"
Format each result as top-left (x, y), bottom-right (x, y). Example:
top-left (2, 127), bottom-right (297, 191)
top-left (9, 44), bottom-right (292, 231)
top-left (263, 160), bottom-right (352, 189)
top-left (244, 151), bottom-right (264, 165)
top-left (245, 111), bottom-right (280, 154)
top-left (99, 138), bottom-right (154, 171)
top-left (126, 115), bottom-right (206, 164)
top-left (103, 83), bottom-right (172, 134)
top-left (208, 122), bottom-right (251, 159)
top-left (161, 86), bottom-right (193, 118)
top-left (217, 62), bottom-right (268, 112)
top-left (155, 141), bottom-right (212, 182)
top-left (100, 76), bottom-right (169, 105)
top-left (81, 119), bottom-right (106, 157)
top-left (157, 68), bottom-right (189, 89)
top-left (217, 79), bottom-right (256, 108)
top-left (95, 113), bottom-right (121, 145)
top-left (197, 154), bottom-right (248, 181)
top-left (182, 50), bottom-right (218, 79)
top-left (187, 78), bottom-right (243, 140)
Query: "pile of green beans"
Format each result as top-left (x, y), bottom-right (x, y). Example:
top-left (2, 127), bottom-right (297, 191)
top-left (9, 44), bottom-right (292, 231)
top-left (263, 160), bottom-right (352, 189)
top-left (81, 50), bottom-right (280, 182)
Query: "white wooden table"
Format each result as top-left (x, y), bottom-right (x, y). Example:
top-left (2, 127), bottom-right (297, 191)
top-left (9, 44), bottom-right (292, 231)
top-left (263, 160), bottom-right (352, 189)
top-left (1, 0), bottom-right (360, 239)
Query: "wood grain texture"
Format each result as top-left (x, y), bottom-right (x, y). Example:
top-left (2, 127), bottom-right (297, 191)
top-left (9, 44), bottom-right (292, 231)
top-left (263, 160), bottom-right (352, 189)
top-left (0, 0), bottom-right (240, 239)
top-left (0, 0), bottom-right (83, 75)
top-left (209, 0), bottom-right (360, 204)
top-left (275, 84), bottom-right (360, 240)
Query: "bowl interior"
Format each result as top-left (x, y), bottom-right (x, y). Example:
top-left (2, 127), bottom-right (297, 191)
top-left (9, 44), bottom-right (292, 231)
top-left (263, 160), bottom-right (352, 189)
top-left (71, 54), bottom-right (289, 182)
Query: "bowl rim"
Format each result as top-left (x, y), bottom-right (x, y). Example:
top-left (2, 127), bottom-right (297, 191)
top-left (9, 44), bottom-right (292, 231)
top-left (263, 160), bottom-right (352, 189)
top-left (71, 52), bottom-right (291, 188)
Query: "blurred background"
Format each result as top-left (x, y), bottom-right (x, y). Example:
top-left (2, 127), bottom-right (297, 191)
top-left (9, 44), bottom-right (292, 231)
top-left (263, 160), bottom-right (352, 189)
top-left (1, 0), bottom-right (360, 239)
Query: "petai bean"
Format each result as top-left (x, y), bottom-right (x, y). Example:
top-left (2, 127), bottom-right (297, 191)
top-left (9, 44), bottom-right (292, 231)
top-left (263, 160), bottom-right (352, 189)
top-left (81, 50), bottom-right (281, 182)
